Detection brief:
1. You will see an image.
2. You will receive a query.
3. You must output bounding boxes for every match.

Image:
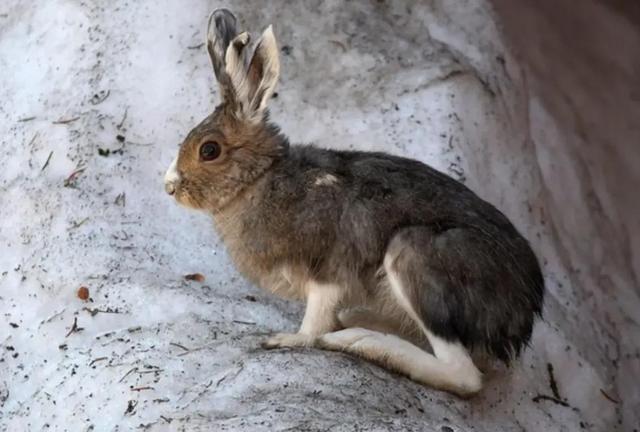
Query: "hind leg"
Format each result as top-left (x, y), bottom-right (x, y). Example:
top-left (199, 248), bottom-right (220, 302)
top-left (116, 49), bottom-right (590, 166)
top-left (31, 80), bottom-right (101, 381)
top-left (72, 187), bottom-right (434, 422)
top-left (318, 228), bottom-right (483, 397)
top-left (318, 327), bottom-right (481, 397)
top-left (384, 245), bottom-right (482, 395)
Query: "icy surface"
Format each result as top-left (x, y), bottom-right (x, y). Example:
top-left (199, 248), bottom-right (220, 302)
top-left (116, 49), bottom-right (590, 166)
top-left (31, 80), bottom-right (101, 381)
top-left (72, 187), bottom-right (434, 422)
top-left (0, 1), bottom-right (635, 431)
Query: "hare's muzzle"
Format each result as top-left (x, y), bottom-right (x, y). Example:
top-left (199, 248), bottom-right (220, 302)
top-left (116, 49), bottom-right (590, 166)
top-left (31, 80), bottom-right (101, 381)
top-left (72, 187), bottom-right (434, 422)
top-left (164, 157), bottom-right (180, 196)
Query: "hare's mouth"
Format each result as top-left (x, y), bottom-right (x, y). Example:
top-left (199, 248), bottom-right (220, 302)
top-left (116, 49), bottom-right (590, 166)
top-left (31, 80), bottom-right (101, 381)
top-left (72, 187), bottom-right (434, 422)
top-left (171, 188), bottom-right (203, 210)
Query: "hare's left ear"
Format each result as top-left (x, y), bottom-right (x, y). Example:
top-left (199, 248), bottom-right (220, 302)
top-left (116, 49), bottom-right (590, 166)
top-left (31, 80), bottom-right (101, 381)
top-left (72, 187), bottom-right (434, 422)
top-left (207, 9), bottom-right (246, 102)
top-left (207, 9), bottom-right (237, 81)
top-left (236, 25), bottom-right (280, 123)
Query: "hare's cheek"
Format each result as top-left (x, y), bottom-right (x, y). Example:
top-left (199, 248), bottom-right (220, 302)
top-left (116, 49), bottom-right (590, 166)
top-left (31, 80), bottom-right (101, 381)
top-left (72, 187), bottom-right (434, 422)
top-left (172, 188), bottom-right (191, 208)
top-left (173, 182), bottom-right (201, 209)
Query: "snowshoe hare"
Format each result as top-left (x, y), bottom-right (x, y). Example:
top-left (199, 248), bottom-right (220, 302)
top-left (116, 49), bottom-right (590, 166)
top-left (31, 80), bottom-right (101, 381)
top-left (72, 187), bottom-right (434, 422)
top-left (164, 9), bottom-right (544, 397)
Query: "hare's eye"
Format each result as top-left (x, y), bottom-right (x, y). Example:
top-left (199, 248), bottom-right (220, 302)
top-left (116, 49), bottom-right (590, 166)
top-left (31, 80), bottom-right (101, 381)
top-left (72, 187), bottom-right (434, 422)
top-left (199, 141), bottom-right (221, 161)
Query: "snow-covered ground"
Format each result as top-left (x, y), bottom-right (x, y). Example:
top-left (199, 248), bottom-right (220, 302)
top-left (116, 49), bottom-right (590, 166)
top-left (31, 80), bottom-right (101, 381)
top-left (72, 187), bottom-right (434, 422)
top-left (0, 1), bottom-right (634, 431)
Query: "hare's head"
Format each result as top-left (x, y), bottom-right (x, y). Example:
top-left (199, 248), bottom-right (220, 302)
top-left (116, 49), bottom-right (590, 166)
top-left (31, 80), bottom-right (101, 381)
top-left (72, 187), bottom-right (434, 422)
top-left (164, 9), bottom-right (286, 211)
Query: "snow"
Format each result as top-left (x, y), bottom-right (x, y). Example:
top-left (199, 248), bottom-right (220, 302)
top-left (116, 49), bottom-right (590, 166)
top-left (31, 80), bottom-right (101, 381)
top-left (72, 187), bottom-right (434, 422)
top-left (0, 0), bottom-right (634, 431)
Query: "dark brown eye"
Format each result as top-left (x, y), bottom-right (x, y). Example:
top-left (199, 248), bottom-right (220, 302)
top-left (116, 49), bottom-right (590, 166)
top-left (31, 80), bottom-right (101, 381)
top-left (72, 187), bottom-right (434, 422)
top-left (199, 141), bottom-right (221, 161)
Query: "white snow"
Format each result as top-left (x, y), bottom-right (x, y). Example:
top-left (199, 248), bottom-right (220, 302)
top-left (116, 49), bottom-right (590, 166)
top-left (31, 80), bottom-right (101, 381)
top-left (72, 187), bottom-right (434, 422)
top-left (0, 0), bottom-right (633, 431)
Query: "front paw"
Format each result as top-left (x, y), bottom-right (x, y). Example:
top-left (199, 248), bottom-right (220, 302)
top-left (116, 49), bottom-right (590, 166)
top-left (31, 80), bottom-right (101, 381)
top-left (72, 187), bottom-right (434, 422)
top-left (261, 332), bottom-right (315, 350)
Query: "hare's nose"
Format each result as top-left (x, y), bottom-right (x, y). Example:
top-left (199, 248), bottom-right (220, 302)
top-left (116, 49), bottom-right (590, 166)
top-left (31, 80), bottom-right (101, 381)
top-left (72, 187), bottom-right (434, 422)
top-left (164, 157), bottom-right (180, 196)
top-left (165, 182), bottom-right (176, 196)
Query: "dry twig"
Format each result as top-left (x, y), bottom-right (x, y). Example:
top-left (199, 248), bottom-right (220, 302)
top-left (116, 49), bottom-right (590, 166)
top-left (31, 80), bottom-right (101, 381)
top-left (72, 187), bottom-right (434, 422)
top-left (531, 394), bottom-right (570, 407)
top-left (52, 116), bottom-right (80, 124)
top-left (117, 107), bottom-right (129, 129)
top-left (89, 357), bottom-right (108, 366)
top-left (64, 167), bottom-right (86, 187)
top-left (600, 389), bottom-right (619, 404)
top-left (83, 307), bottom-right (121, 317)
top-left (65, 317), bottom-right (84, 337)
top-left (119, 367), bottom-right (138, 383)
top-left (41, 151), bottom-right (53, 172)
top-left (131, 386), bottom-right (154, 392)
top-left (170, 342), bottom-right (190, 352)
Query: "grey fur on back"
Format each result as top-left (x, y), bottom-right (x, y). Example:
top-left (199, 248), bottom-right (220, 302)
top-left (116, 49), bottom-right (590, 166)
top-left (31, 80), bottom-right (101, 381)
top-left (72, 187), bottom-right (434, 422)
top-left (235, 143), bottom-right (544, 362)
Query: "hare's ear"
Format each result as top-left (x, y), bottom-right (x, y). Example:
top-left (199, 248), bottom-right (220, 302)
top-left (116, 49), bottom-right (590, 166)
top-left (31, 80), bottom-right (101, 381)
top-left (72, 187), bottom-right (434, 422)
top-left (206, 9), bottom-right (239, 95)
top-left (240, 25), bottom-right (280, 122)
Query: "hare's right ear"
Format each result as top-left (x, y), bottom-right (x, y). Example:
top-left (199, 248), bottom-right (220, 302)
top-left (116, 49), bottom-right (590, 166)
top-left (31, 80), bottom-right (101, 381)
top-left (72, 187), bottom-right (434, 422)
top-left (206, 9), bottom-right (241, 99)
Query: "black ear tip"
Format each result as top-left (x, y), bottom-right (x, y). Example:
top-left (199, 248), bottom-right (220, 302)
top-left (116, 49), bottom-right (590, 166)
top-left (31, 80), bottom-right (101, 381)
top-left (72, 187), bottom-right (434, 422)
top-left (208, 9), bottom-right (238, 45)
top-left (210, 8), bottom-right (237, 27)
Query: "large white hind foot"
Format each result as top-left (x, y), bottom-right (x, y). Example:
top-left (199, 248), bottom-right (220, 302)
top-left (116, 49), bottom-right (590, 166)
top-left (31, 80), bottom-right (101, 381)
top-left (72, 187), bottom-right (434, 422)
top-left (318, 328), bottom-right (482, 398)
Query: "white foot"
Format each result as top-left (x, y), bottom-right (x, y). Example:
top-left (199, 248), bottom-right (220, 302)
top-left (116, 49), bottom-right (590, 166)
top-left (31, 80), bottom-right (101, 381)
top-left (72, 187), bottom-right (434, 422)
top-left (318, 328), bottom-right (482, 398)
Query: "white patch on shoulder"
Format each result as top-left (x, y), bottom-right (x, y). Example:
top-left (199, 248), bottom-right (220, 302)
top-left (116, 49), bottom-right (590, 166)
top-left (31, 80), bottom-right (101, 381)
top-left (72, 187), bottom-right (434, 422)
top-left (314, 174), bottom-right (339, 186)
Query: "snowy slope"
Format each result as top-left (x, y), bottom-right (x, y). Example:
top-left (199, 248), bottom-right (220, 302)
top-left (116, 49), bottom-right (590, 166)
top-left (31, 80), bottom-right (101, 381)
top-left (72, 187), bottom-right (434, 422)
top-left (0, 1), bottom-right (630, 431)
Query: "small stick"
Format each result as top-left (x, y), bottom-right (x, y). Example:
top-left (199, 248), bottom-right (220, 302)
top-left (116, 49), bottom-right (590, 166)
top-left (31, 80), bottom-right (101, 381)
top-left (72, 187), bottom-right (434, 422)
top-left (600, 389), bottom-right (619, 404)
top-left (187, 43), bottom-right (204, 50)
top-left (119, 367), bottom-right (138, 383)
top-left (531, 394), bottom-right (570, 407)
top-left (41, 151), bottom-right (53, 172)
top-left (63, 167), bottom-right (86, 187)
top-left (117, 107), bottom-right (129, 129)
top-left (177, 340), bottom-right (221, 357)
top-left (65, 317), bottom-right (84, 337)
top-left (18, 116), bottom-right (36, 122)
top-left (83, 307), bottom-right (121, 317)
top-left (215, 362), bottom-right (244, 388)
top-left (547, 363), bottom-right (561, 400)
top-left (328, 39), bottom-right (348, 52)
top-left (89, 357), bottom-right (108, 366)
top-left (28, 133), bottom-right (39, 147)
top-left (160, 415), bottom-right (172, 424)
top-left (232, 320), bottom-right (256, 325)
top-left (170, 342), bottom-right (189, 352)
top-left (131, 386), bottom-right (154, 392)
top-left (52, 116), bottom-right (80, 125)
top-left (40, 308), bottom-right (66, 326)
top-left (125, 141), bottom-right (153, 147)
top-left (68, 217), bottom-right (90, 230)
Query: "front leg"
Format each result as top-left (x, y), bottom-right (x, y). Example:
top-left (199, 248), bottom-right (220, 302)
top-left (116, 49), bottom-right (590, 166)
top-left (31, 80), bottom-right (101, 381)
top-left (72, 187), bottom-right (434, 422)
top-left (262, 281), bottom-right (342, 349)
